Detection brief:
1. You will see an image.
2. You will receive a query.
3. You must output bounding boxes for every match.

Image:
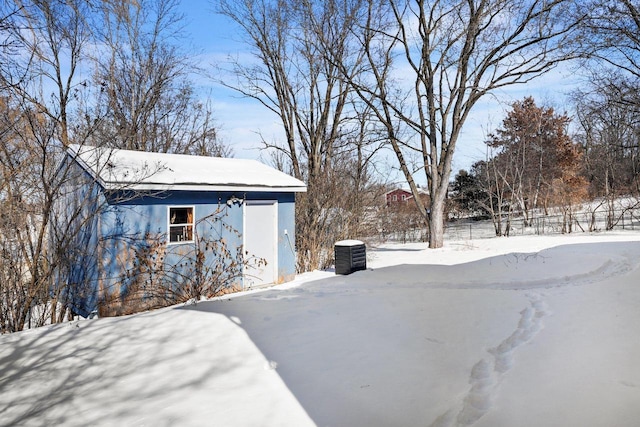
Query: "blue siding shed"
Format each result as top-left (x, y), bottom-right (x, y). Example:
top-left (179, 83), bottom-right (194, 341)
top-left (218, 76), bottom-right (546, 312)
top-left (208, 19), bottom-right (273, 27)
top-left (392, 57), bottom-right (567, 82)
top-left (64, 145), bottom-right (306, 317)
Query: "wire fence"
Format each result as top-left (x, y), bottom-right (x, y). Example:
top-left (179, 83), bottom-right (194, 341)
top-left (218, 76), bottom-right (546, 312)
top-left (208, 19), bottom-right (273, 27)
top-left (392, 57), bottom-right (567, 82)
top-left (446, 207), bottom-right (640, 241)
top-left (382, 205), bottom-right (640, 243)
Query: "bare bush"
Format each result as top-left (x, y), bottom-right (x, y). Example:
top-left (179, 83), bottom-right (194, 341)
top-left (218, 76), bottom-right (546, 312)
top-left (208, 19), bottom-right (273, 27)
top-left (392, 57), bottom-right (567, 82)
top-left (97, 205), bottom-right (265, 317)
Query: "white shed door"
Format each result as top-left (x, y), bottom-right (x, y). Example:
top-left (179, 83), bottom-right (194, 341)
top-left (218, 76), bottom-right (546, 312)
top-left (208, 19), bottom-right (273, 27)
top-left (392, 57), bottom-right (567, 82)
top-left (244, 201), bottom-right (277, 288)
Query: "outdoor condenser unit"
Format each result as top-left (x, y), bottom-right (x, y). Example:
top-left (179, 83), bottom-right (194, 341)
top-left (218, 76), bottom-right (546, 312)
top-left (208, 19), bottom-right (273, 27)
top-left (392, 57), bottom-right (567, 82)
top-left (334, 240), bottom-right (366, 275)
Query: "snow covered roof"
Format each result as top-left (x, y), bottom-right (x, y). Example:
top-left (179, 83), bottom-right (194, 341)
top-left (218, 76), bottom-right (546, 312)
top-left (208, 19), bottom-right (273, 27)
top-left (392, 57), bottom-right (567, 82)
top-left (67, 145), bottom-right (306, 193)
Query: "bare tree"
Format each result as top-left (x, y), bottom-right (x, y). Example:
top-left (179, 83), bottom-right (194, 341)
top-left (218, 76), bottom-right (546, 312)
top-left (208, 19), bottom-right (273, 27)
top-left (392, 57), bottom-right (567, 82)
top-left (470, 157), bottom-right (515, 236)
top-left (568, 1), bottom-right (640, 229)
top-left (0, 3), bottom-right (22, 91)
top-left (92, 0), bottom-right (225, 156)
top-left (0, 0), bottom-right (98, 332)
top-left (0, 0), bottom-right (92, 146)
top-left (572, 76), bottom-right (640, 229)
top-left (343, 0), bottom-right (583, 248)
top-left (574, 79), bottom-right (640, 194)
top-left (0, 94), bottom-right (94, 331)
top-left (217, 0), bottom-right (382, 270)
top-left (579, 0), bottom-right (640, 83)
top-left (573, 0), bottom-right (640, 193)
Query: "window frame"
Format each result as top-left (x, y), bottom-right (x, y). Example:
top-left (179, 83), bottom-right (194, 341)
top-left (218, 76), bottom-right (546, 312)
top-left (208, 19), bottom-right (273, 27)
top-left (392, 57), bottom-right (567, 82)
top-left (167, 205), bottom-right (195, 244)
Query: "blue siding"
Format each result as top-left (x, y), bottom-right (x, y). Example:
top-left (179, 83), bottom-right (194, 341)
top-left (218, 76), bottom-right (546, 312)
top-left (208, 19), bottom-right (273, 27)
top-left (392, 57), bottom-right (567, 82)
top-left (54, 159), bottom-right (106, 317)
top-left (65, 187), bottom-right (298, 316)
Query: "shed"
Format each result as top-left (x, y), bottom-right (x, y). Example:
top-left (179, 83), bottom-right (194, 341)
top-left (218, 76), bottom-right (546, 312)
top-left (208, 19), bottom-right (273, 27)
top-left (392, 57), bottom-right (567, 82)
top-left (62, 144), bottom-right (306, 316)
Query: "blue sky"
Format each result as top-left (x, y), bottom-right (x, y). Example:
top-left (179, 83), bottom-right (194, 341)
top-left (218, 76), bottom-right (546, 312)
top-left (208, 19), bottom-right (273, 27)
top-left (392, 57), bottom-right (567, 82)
top-left (177, 0), bottom-right (244, 53)
top-left (176, 0), bottom-right (580, 183)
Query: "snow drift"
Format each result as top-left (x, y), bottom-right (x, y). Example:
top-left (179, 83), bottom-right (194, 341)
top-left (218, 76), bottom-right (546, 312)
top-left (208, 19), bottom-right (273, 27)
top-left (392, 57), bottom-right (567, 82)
top-left (1, 233), bottom-right (639, 426)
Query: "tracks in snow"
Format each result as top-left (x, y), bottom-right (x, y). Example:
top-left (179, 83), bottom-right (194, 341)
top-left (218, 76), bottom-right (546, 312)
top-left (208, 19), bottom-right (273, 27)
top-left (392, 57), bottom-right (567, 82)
top-left (430, 293), bottom-right (550, 427)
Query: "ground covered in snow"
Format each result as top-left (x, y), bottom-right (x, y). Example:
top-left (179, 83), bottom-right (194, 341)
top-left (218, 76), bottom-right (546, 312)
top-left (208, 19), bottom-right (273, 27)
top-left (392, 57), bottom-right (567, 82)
top-left (2, 232), bottom-right (640, 426)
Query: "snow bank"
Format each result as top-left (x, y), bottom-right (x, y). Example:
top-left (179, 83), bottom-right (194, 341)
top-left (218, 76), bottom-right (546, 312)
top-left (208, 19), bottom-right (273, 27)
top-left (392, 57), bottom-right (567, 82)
top-left (1, 232), bottom-right (640, 426)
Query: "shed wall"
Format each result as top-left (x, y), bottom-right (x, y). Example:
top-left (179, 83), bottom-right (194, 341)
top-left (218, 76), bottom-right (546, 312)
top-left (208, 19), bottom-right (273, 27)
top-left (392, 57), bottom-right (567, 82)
top-left (94, 190), bottom-right (297, 315)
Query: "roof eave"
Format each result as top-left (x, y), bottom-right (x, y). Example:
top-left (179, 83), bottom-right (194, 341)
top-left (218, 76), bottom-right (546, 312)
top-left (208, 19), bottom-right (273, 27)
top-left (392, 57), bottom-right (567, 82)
top-left (102, 182), bottom-right (307, 193)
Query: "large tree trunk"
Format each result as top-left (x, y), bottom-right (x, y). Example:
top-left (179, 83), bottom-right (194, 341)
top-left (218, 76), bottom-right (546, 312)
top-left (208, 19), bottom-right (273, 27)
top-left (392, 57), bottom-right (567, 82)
top-left (428, 196), bottom-right (445, 248)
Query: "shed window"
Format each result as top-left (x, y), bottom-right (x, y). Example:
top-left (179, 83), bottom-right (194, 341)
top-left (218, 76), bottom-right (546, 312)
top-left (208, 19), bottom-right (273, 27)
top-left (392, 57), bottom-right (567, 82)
top-left (169, 207), bottom-right (194, 243)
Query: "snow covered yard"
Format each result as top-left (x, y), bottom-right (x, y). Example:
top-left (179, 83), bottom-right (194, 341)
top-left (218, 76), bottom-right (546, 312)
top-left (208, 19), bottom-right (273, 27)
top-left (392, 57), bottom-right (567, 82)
top-left (1, 233), bottom-right (640, 426)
